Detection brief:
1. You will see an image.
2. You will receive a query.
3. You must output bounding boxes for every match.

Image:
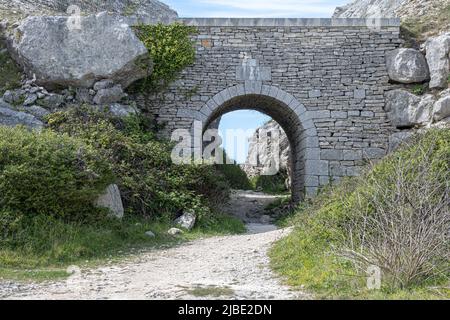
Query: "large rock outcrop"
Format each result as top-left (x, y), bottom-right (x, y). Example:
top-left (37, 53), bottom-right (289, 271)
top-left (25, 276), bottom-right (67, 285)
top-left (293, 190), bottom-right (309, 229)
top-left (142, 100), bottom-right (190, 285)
top-left (0, 0), bottom-right (178, 24)
top-left (7, 12), bottom-right (151, 90)
top-left (242, 120), bottom-right (290, 177)
top-left (333, 0), bottom-right (404, 18)
top-left (424, 33), bottom-right (450, 89)
top-left (386, 48), bottom-right (429, 83)
top-left (385, 90), bottom-right (434, 128)
top-left (333, 0), bottom-right (449, 20)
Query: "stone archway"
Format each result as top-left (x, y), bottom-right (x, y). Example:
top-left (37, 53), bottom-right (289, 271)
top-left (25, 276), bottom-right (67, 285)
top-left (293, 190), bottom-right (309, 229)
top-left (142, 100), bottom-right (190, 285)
top-left (189, 84), bottom-right (325, 203)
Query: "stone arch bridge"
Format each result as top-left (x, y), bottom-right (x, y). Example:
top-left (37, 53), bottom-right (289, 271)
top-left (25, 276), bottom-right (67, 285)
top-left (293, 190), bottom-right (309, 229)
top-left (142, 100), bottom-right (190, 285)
top-left (138, 18), bottom-right (402, 202)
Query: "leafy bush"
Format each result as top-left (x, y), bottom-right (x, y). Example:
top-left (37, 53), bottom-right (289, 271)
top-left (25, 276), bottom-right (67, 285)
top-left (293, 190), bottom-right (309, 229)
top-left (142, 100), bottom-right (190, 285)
top-left (271, 129), bottom-right (450, 298)
top-left (411, 84), bottom-right (426, 95)
top-left (216, 163), bottom-right (253, 190)
top-left (250, 170), bottom-right (289, 194)
top-left (132, 23), bottom-right (197, 92)
top-left (0, 126), bottom-right (113, 221)
top-left (47, 107), bottom-right (229, 220)
top-left (0, 41), bottom-right (22, 95)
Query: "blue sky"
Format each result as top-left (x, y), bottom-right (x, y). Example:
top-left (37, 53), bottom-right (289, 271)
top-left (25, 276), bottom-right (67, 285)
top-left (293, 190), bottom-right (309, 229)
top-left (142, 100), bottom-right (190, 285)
top-left (218, 110), bottom-right (270, 164)
top-left (163, 0), bottom-right (348, 18)
top-left (162, 0), bottom-right (349, 163)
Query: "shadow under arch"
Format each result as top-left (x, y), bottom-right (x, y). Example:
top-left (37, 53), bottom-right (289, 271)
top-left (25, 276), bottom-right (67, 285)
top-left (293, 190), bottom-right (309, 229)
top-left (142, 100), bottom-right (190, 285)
top-left (194, 84), bottom-right (324, 203)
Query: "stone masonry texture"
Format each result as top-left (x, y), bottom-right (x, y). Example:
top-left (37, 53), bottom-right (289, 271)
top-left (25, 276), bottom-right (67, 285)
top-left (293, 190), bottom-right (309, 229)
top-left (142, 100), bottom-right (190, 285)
top-left (135, 18), bottom-right (402, 202)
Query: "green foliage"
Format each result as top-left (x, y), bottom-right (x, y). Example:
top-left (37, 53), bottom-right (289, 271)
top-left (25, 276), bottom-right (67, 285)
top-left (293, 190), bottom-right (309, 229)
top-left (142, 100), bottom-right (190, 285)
top-left (411, 84), bottom-right (426, 96)
top-left (46, 107), bottom-right (229, 219)
top-left (0, 126), bottom-right (113, 221)
top-left (132, 23), bottom-right (197, 92)
top-left (270, 129), bottom-right (450, 299)
top-left (216, 164), bottom-right (253, 190)
top-left (250, 170), bottom-right (289, 194)
top-left (0, 42), bottom-right (22, 95)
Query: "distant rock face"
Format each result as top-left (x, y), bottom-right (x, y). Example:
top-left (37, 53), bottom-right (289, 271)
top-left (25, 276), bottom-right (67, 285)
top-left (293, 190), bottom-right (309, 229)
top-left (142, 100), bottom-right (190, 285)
top-left (333, 0), bottom-right (404, 18)
top-left (8, 12), bottom-right (151, 89)
top-left (0, 0), bottom-right (178, 24)
top-left (386, 48), bottom-right (429, 83)
top-left (242, 120), bottom-right (290, 178)
top-left (425, 33), bottom-right (450, 89)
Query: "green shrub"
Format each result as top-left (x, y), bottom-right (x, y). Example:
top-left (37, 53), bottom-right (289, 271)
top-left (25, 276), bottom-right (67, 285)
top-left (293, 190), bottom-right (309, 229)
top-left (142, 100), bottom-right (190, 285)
top-left (0, 126), bottom-right (113, 221)
top-left (0, 42), bottom-right (22, 95)
top-left (250, 170), bottom-right (289, 194)
top-left (271, 129), bottom-right (450, 299)
top-left (216, 163), bottom-right (252, 190)
top-left (47, 107), bottom-right (229, 219)
top-left (411, 84), bottom-right (425, 95)
top-left (132, 23), bottom-right (197, 92)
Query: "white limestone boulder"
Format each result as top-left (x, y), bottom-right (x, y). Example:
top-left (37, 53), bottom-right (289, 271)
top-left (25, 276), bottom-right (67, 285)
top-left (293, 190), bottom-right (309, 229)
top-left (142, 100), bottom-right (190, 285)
top-left (8, 12), bottom-right (151, 90)
top-left (425, 33), bottom-right (450, 89)
top-left (95, 184), bottom-right (124, 219)
top-left (386, 48), bottom-right (429, 84)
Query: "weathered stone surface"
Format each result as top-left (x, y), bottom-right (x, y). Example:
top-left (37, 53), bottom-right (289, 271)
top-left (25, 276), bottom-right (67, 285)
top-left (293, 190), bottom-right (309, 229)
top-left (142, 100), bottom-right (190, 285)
top-left (385, 90), bottom-right (433, 128)
top-left (386, 48), bottom-right (429, 83)
top-left (168, 228), bottom-right (183, 236)
top-left (23, 105), bottom-right (50, 119)
top-left (242, 120), bottom-right (290, 178)
top-left (174, 211), bottom-right (196, 230)
top-left (433, 95), bottom-right (450, 122)
top-left (425, 33), bottom-right (450, 89)
top-left (389, 131), bottom-right (414, 152)
top-left (109, 103), bottom-right (139, 117)
top-left (332, 0), bottom-right (403, 18)
top-left (23, 93), bottom-right (37, 106)
top-left (0, 0), bottom-right (178, 24)
top-left (93, 85), bottom-right (125, 105)
top-left (36, 94), bottom-right (65, 109)
top-left (0, 100), bottom-right (43, 129)
top-left (9, 12), bottom-right (151, 89)
top-left (94, 184), bottom-right (124, 219)
top-left (93, 80), bottom-right (115, 91)
top-left (145, 231), bottom-right (156, 238)
top-left (3, 90), bottom-right (23, 104)
top-left (75, 88), bottom-right (92, 104)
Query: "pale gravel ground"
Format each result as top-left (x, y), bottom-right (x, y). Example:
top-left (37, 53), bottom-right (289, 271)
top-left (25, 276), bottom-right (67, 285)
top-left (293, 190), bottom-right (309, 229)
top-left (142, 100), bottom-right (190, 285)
top-left (1, 225), bottom-right (306, 300)
top-left (1, 191), bottom-right (307, 300)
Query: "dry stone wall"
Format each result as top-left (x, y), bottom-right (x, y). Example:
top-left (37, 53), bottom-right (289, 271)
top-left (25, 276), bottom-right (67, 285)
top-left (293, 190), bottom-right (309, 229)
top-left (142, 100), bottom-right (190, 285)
top-left (136, 18), bottom-right (402, 200)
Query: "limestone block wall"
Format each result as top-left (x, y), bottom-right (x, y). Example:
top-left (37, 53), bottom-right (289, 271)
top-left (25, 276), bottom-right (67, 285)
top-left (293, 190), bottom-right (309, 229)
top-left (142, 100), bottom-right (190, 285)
top-left (135, 18), bottom-right (402, 200)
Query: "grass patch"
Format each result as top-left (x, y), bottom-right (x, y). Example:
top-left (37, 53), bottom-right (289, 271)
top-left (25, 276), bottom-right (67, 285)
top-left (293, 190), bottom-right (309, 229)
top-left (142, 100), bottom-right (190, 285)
top-left (186, 285), bottom-right (235, 298)
top-left (0, 213), bottom-right (245, 282)
top-left (401, 4), bottom-right (450, 44)
top-left (270, 129), bottom-right (450, 300)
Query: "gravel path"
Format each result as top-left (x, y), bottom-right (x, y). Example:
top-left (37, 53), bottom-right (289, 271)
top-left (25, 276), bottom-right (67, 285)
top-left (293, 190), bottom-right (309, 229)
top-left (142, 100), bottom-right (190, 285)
top-left (1, 191), bottom-right (306, 300)
top-left (1, 226), bottom-right (305, 300)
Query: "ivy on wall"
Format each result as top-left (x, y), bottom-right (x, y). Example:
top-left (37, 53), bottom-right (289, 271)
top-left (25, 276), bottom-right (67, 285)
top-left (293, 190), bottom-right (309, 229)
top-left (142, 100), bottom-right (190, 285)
top-left (133, 23), bottom-right (197, 92)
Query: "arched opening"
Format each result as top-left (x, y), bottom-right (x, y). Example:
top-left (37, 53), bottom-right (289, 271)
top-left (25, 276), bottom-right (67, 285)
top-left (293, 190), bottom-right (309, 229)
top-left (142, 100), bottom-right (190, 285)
top-left (197, 85), bottom-right (322, 203)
